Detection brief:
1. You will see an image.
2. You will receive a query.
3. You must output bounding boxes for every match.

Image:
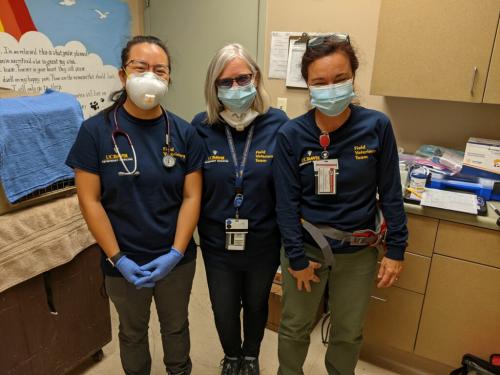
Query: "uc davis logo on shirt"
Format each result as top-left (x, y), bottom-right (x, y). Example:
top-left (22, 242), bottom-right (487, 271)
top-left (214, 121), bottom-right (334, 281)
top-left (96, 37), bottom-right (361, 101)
top-left (255, 149), bottom-right (273, 163)
top-left (102, 152), bottom-right (131, 164)
top-left (354, 144), bottom-right (376, 160)
top-left (300, 150), bottom-right (320, 166)
top-left (205, 150), bottom-right (228, 164)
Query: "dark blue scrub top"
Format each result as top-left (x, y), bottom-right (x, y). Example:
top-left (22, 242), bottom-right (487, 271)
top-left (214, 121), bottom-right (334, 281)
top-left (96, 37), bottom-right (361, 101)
top-left (192, 107), bottom-right (288, 270)
top-left (66, 106), bottom-right (204, 276)
top-left (273, 105), bottom-right (408, 270)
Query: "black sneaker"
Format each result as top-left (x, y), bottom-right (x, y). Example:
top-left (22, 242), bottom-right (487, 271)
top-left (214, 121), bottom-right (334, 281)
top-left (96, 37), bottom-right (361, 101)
top-left (220, 356), bottom-right (241, 375)
top-left (240, 357), bottom-right (260, 375)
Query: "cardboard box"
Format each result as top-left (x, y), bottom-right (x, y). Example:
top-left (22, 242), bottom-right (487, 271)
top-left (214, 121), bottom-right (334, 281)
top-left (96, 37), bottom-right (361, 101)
top-left (462, 137), bottom-right (500, 179)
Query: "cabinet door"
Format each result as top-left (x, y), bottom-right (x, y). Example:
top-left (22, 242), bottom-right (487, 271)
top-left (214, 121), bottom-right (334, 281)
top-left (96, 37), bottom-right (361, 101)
top-left (363, 286), bottom-right (424, 352)
top-left (371, 0), bottom-right (500, 102)
top-left (376, 249), bottom-right (431, 294)
top-left (406, 214), bottom-right (438, 257)
top-left (484, 20), bottom-right (500, 103)
top-left (435, 220), bottom-right (500, 268)
top-left (415, 255), bottom-right (500, 367)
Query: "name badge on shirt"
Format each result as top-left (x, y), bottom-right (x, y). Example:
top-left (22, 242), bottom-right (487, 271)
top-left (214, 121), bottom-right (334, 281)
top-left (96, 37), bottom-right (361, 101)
top-left (313, 159), bottom-right (339, 195)
top-left (225, 218), bottom-right (249, 251)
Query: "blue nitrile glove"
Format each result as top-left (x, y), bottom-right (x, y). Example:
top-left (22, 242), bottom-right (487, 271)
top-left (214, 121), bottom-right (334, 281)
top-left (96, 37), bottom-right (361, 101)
top-left (135, 247), bottom-right (184, 286)
top-left (115, 255), bottom-right (152, 285)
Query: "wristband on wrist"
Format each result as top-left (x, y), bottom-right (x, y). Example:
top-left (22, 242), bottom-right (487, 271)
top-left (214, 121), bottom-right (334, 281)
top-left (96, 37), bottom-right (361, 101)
top-left (106, 251), bottom-right (125, 267)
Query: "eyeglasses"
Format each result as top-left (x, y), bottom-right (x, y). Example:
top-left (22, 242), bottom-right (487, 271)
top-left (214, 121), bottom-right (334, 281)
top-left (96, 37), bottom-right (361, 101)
top-left (216, 74), bottom-right (253, 88)
top-left (124, 60), bottom-right (170, 79)
top-left (307, 33), bottom-right (350, 49)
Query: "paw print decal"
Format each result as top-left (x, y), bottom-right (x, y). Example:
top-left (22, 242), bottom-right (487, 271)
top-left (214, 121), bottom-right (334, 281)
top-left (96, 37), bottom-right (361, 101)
top-left (90, 98), bottom-right (105, 111)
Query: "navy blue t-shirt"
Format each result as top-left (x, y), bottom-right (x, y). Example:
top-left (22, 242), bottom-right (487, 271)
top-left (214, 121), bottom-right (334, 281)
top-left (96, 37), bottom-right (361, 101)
top-left (273, 105), bottom-right (408, 271)
top-left (66, 106), bottom-right (204, 276)
top-left (192, 108), bottom-right (288, 270)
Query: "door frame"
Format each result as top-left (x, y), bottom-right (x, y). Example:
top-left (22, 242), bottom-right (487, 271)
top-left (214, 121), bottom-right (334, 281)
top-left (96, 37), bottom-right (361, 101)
top-left (143, 0), bottom-right (267, 66)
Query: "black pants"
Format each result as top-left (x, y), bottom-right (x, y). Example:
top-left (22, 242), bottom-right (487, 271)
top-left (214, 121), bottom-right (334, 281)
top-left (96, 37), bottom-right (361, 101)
top-left (205, 263), bottom-right (278, 358)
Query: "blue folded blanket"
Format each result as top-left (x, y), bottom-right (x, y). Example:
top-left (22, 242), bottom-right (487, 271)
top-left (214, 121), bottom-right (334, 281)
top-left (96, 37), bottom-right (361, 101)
top-left (0, 89), bottom-right (83, 203)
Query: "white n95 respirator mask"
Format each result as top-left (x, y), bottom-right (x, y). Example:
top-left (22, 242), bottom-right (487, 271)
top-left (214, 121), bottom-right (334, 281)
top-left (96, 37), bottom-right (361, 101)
top-left (126, 72), bottom-right (168, 110)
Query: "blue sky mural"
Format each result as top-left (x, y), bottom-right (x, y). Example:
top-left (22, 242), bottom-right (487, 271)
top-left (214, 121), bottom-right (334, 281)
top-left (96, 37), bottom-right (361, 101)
top-left (25, 0), bottom-right (130, 67)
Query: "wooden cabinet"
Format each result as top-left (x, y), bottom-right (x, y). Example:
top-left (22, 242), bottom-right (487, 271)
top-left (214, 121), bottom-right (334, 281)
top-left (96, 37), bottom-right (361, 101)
top-left (392, 251), bottom-right (430, 294)
top-left (371, 0), bottom-right (500, 103)
top-left (376, 249), bottom-right (430, 294)
top-left (364, 286), bottom-right (424, 352)
top-left (484, 20), bottom-right (500, 103)
top-left (435, 220), bottom-right (500, 268)
top-left (406, 214), bottom-right (438, 257)
top-left (415, 255), bottom-right (500, 367)
top-left (363, 212), bottom-right (500, 373)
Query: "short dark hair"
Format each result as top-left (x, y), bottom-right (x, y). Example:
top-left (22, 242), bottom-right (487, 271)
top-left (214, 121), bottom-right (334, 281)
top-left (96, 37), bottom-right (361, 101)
top-left (104, 35), bottom-right (171, 121)
top-left (301, 38), bottom-right (359, 83)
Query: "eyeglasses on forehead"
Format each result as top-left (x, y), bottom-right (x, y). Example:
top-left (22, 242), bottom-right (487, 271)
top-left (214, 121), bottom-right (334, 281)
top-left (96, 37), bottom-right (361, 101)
top-left (307, 33), bottom-right (350, 49)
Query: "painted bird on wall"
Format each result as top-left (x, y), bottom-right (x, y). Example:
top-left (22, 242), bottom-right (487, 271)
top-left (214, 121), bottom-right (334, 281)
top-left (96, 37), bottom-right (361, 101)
top-left (94, 9), bottom-right (110, 19)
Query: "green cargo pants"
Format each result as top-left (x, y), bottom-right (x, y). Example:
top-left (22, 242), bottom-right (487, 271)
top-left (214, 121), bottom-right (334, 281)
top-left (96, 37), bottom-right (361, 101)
top-left (278, 244), bottom-right (378, 375)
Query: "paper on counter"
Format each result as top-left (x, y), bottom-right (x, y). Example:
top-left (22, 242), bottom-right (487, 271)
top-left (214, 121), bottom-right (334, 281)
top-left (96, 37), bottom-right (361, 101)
top-left (420, 188), bottom-right (477, 214)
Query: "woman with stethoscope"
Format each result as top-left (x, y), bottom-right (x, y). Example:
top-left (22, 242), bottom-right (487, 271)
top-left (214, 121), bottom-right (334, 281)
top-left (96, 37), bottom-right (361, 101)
top-left (192, 43), bottom-right (288, 375)
top-left (66, 35), bottom-right (203, 375)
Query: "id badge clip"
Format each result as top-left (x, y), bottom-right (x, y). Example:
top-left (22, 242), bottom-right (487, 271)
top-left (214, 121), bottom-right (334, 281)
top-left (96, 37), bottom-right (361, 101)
top-left (313, 159), bottom-right (339, 195)
top-left (225, 218), bottom-right (249, 251)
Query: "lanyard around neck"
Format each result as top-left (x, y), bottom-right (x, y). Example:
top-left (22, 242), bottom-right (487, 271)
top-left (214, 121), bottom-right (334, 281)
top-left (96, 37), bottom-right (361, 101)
top-left (224, 125), bottom-right (255, 216)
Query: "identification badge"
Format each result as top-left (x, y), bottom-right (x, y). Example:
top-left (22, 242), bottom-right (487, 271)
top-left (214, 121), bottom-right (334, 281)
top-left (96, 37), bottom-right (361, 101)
top-left (225, 218), bottom-right (249, 251)
top-left (313, 159), bottom-right (339, 195)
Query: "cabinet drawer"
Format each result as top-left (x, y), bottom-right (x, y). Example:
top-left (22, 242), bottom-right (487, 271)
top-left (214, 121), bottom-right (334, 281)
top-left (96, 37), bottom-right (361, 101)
top-left (407, 214), bottom-right (438, 257)
top-left (435, 221), bottom-right (500, 268)
top-left (363, 286), bottom-right (424, 353)
top-left (377, 250), bottom-right (430, 294)
top-left (415, 255), bottom-right (500, 367)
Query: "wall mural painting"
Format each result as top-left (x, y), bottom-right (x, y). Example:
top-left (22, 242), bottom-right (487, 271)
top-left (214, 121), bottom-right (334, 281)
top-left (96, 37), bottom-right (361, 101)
top-left (0, 0), bottom-right (131, 117)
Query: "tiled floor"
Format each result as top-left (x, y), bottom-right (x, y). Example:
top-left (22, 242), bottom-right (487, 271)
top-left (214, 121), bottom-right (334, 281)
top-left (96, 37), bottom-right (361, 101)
top-left (71, 250), bottom-right (397, 375)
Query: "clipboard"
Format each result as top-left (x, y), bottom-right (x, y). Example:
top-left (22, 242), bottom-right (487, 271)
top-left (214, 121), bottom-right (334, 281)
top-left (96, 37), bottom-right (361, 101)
top-left (285, 33), bottom-right (309, 88)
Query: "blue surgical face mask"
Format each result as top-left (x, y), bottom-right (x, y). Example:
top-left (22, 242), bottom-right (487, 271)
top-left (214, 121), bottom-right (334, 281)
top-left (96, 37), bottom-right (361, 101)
top-left (217, 83), bottom-right (257, 113)
top-left (309, 79), bottom-right (355, 117)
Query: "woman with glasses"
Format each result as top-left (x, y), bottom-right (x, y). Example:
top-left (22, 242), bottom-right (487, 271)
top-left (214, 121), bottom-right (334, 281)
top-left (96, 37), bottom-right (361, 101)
top-left (66, 35), bottom-right (204, 375)
top-left (273, 35), bottom-right (408, 375)
top-left (191, 43), bottom-right (288, 375)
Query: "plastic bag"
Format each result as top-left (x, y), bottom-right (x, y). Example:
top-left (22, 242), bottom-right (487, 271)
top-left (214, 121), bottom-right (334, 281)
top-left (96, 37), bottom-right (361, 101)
top-left (415, 145), bottom-right (464, 175)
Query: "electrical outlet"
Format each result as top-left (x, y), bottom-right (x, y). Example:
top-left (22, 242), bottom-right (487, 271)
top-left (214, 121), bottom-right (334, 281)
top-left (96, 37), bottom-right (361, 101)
top-left (277, 97), bottom-right (287, 112)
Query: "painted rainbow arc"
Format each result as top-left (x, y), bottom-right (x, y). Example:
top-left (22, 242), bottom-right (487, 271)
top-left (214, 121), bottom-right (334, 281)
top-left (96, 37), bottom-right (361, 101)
top-left (0, 0), bottom-right (37, 39)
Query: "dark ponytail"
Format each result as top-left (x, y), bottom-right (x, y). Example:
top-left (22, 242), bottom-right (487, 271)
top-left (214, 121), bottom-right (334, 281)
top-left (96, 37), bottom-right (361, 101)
top-left (103, 35), bottom-right (171, 123)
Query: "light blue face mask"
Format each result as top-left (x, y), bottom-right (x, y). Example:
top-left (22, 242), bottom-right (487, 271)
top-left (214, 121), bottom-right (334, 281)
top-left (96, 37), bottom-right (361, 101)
top-left (309, 79), bottom-right (355, 117)
top-left (217, 83), bottom-right (257, 113)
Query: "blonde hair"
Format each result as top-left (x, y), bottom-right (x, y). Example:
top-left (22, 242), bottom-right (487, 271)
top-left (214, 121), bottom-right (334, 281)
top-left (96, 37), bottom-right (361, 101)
top-left (204, 43), bottom-right (270, 124)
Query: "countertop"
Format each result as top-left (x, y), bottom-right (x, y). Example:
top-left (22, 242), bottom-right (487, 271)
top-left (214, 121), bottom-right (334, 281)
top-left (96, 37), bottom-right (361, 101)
top-left (404, 201), bottom-right (500, 232)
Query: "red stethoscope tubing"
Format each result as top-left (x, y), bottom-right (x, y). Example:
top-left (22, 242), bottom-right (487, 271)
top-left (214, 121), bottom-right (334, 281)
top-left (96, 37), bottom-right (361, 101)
top-left (111, 104), bottom-right (171, 175)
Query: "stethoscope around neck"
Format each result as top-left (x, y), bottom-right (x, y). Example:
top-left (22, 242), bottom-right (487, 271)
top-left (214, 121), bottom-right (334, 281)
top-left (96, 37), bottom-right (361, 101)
top-left (111, 104), bottom-right (176, 176)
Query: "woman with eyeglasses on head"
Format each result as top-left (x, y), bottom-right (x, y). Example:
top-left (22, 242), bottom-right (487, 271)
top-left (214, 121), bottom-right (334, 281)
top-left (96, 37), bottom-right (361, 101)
top-left (66, 35), bottom-right (204, 375)
top-left (273, 35), bottom-right (408, 375)
top-left (191, 43), bottom-right (288, 375)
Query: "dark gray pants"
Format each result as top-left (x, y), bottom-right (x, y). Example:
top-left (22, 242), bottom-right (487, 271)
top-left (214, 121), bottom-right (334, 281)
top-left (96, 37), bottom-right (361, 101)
top-left (105, 260), bottom-right (196, 375)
